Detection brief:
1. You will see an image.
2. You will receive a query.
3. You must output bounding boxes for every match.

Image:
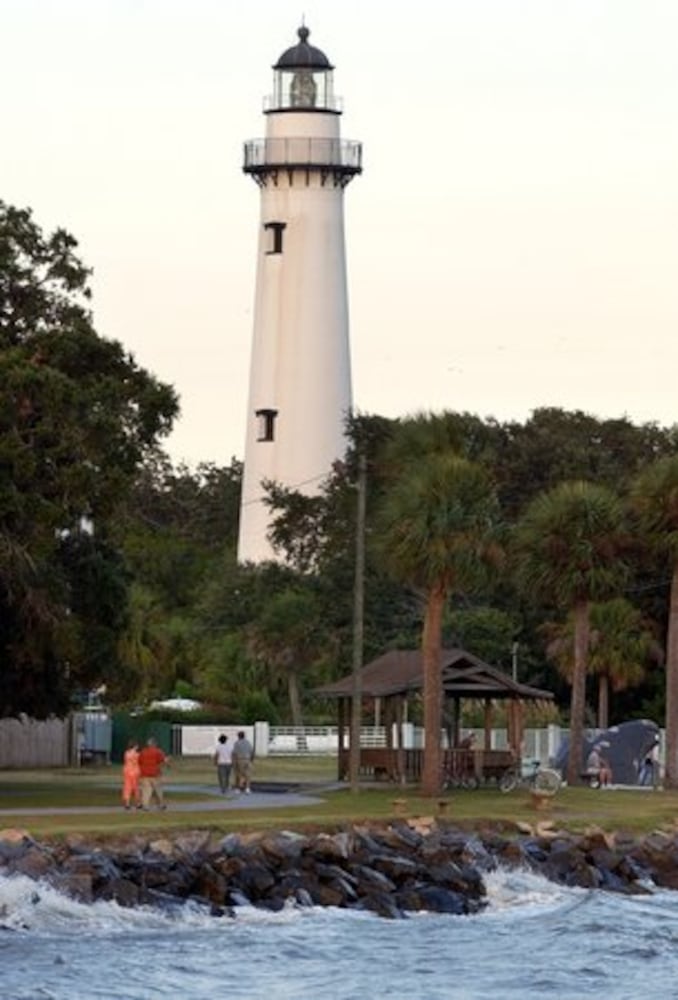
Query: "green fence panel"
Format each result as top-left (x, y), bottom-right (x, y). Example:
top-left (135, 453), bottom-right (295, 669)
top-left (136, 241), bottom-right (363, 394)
top-left (111, 715), bottom-right (173, 763)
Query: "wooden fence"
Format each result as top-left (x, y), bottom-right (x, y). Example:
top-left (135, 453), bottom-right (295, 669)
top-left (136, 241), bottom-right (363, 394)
top-left (0, 715), bottom-right (71, 768)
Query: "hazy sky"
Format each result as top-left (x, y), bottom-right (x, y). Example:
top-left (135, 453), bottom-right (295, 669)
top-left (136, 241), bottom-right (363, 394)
top-left (3, 0), bottom-right (677, 467)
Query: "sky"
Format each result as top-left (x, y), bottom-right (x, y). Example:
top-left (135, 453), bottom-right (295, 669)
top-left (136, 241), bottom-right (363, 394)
top-left (2, 0), bottom-right (677, 468)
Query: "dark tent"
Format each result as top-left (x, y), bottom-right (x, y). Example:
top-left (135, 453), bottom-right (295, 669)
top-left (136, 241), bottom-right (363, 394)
top-left (554, 719), bottom-right (661, 785)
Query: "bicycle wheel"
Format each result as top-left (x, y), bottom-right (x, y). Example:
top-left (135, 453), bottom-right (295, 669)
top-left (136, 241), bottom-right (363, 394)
top-left (499, 769), bottom-right (518, 793)
top-left (534, 767), bottom-right (561, 795)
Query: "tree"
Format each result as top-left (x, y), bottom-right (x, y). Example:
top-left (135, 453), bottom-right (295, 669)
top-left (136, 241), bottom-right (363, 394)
top-left (245, 586), bottom-right (334, 725)
top-left (513, 481), bottom-right (630, 784)
top-left (445, 606), bottom-right (521, 672)
top-left (543, 597), bottom-right (661, 729)
top-left (496, 408), bottom-right (678, 520)
top-left (0, 201), bottom-right (178, 715)
top-left (375, 444), bottom-right (502, 796)
top-left (630, 457), bottom-right (678, 788)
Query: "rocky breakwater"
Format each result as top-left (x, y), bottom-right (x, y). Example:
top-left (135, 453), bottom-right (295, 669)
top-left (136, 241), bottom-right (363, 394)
top-left (1, 819), bottom-right (677, 921)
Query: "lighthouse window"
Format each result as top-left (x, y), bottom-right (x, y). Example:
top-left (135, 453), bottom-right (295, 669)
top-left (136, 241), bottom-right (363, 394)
top-left (264, 222), bottom-right (286, 255)
top-left (255, 408), bottom-right (278, 442)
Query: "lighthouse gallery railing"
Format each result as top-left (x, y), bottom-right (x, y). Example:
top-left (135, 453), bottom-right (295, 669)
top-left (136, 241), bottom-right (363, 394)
top-left (243, 138), bottom-right (362, 173)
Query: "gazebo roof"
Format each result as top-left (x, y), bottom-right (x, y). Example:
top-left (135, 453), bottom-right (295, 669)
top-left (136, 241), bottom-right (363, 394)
top-left (314, 648), bottom-right (553, 702)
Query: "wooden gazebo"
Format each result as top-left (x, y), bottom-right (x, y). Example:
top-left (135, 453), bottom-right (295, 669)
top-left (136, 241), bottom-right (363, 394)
top-left (315, 648), bottom-right (554, 785)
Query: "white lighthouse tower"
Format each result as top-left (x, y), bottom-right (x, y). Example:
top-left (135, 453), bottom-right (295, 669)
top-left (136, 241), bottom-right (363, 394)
top-left (237, 26), bottom-right (362, 564)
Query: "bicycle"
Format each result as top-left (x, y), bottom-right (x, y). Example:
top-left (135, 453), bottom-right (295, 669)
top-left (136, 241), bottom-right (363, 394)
top-left (499, 758), bottom-right (562, 795)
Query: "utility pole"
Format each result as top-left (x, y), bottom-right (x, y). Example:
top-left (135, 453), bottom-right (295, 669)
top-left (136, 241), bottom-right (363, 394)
top-left (349, 450), bottom-right (367, 792)
top-left (511, 642), bottom-right (519, 683)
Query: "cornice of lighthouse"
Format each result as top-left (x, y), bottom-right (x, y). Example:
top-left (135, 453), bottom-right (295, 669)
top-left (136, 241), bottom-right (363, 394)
top-left (243, 138), bottom-right (362, 188)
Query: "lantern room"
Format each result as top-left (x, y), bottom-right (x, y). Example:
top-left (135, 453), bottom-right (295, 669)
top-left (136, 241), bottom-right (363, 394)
top-left (267, 25), bottom-right (340, 113)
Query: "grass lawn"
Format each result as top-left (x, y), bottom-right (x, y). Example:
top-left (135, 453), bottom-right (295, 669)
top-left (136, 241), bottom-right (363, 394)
top-left (2, 756), bottom-right (678, 841)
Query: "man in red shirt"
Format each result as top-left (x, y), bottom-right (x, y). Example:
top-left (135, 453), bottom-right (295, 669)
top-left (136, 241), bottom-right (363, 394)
top-left (138, 737), bottom-right (169, 810)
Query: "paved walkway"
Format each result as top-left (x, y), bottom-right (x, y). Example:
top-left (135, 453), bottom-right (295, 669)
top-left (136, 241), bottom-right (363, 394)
top-left (0, 783), bottom-right (332, 817)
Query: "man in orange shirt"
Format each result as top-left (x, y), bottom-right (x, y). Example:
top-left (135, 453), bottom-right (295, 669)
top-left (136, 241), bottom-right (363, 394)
top-left (138, 737), bottom-right (169, 810)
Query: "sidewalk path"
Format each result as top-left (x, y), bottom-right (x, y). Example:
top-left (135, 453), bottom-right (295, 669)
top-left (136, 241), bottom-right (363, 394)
top-left (0, 783), bottom-right (331, 817)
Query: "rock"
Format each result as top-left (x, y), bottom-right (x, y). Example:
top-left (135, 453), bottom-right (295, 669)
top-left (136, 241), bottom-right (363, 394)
top-left (4, 821), bottom-right (676, 919)
top-left (12, 847), bottom-right (52, 880)
top-left (98, 877), bottom-right (140, 907)
top-left (355, 890), bottom-right (403, 919)
top-left (398, 885), bottom-right (468, 915)
top-left (147, 838), bottom-right (175, 858)
top-left (0, 828), bottom-right (32, 846)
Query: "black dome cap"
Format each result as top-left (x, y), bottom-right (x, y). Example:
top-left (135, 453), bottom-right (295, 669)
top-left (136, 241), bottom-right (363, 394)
top-left (274, 26), bottom-right (333, 71)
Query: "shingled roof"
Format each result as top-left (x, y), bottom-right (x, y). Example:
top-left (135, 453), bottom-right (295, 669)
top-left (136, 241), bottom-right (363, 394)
top-left (314, 648), bottom-right (553, 702)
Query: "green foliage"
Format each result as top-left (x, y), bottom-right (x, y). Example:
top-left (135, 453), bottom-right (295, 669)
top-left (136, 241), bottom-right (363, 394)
top-left (246, 585), bottom-right (337, 725)
top-left (513, 479), bottom-right (630, 782)
top-left (630, 456), bottom-right (678, 565)
top-left (543, 597), bottom-right (662, 726)
top-left (194, 631), bottom-right (259, 710)
top-left (237, 689), bottom-right (280, 725)
top-left (0, 201), bottom-right (178, 717)
top-left (512, 481), bottom-right (630, 607)
top-left (375, 451), bottom-right (502, 595)
top-left (629, 456), bottom-right (678, 787)
top-left (497, 408), bottom-right (678, 519)
top-left (445, 605), bottom-right (520, 670)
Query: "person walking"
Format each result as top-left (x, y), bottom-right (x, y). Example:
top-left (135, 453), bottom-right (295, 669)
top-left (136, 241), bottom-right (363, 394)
top-left (232, 730), bottom-right (254, 794)
top-left (121, 739), bottom-right (141, 810)
top-left (214, 733), bottom-right (233, 794)
top-left (639, 737), bottom-right (660, 787)
top-left (138, 736), bottom-right (170, 810)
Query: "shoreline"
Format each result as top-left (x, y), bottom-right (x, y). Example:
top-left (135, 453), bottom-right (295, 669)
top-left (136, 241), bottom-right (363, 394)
top-left (3, 816), bottom-right (678, 920)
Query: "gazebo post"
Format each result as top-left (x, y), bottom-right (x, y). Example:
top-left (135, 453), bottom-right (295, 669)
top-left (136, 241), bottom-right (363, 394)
top-left (453, 696), bottom-right (461, 747)
top-left (337, 697), bottom-right (347, 780)
top-left (515, 699), bottom-right (525, 758)
top-left (483, 700), bottom-right (493, 750)
top-left (395, 695), bottom-right (406, 784)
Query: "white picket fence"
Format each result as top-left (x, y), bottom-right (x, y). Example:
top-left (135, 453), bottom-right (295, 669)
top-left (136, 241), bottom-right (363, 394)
top-left (175, 723), bottom-right (564, 761)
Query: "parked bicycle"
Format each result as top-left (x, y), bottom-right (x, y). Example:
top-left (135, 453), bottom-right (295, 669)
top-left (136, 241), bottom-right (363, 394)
top-left (499, 758), bottom-right (562, 795)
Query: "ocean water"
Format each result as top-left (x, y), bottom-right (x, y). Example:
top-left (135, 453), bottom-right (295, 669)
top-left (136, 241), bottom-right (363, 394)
top-left (1, 867), bottom-right (677, 1000)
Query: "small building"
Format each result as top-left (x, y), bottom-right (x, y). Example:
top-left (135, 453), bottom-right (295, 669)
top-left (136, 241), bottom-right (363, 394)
top-left (315, 648), bottom-right (554, 784)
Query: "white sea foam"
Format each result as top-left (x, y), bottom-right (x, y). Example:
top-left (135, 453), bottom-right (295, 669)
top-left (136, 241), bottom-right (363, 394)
top-left (482, 865), bottom-right (583, 914)
top-left (0, 865), bottom-right (578, 938)
top-left (0, 872), bottom-right (351, 936)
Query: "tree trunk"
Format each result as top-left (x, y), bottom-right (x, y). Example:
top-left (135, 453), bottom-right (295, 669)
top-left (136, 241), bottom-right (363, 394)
top-left (664, 564), bottom-right (678, 788)
top-left (421, 585), bottom-right (445, 797)
top-left (287, 671), bottom-right (303, 728)
top-left (597, 673), bottom-right (609, 730)
top-left (567, 600), bottom-right (590, 786)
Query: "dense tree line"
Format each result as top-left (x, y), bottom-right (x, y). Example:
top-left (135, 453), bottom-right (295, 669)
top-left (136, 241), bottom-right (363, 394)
top-left (112, 411), bottom-right (678, 765)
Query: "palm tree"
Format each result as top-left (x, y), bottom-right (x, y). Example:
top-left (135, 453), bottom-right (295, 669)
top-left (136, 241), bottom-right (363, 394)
top-left (630, 456), bottom-right (678, 788)
top-left (543, 597), bottom-right (661, 729)
top-left (513, 481), bottom-right (629, 785)
top-left (375, 450), bottom-right (501, 797)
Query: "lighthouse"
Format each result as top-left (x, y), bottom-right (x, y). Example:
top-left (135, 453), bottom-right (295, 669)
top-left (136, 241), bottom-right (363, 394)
top-left (237, 26), bottom-right (362, 564)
